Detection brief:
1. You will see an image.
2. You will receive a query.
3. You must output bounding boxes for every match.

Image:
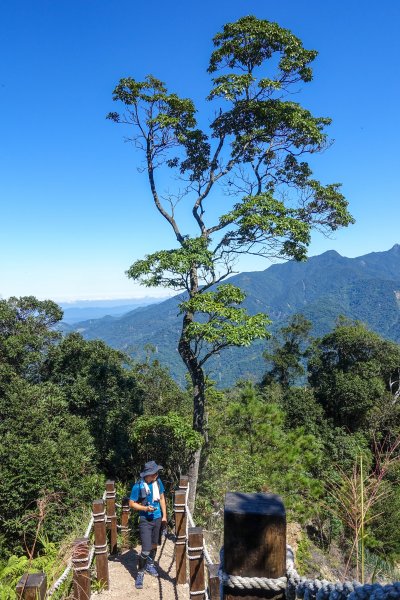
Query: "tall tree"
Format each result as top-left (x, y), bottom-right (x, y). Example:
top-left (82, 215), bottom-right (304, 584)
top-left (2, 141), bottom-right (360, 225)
top-left (43, 333), bottom-right (143, 478)
top-left (263, 313), bottom-right (312, 387)
top-left (308, 320), bottom-right (400, 431)
top-left (108, 16), bottom-right (353, 507)
top-left (0, 296), bottom-right (62, 382)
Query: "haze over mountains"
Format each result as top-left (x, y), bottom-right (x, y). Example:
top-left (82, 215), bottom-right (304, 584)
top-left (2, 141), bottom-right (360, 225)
top-left (63, 245), bottom-right (400, 387)
top-left (60, 297), bottom-right (167, 324)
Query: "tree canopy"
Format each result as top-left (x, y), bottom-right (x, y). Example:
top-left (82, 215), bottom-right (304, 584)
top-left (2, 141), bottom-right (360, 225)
top-left (308, 319), bottom-right (400, 431)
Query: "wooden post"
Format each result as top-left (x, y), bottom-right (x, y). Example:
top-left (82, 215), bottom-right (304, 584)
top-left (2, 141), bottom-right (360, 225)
top-left (207, 563), bottom-right (220, 600)
top-left (16, 573), bottom-right (47, 599)
top-left (105, 480), bottom-right (117, 554)
top-left (72, 537), bottom-right (91, 600)
top-left (188, 527), bottom-right (206, 600)
top-left (92, 499), bottom-right (109, 589)
top-left (120, 496), bottom-right (130, 550)
top-left (223, 492), bottom-right (286, 600)
top-left (173, 475), bottom-right (189, 543)
top-left (179, 474), bottom-right (189, 490)
top-left (174, 488), bottom-right (187, 585)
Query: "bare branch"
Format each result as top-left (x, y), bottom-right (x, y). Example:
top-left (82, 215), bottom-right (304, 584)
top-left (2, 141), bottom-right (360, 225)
top-left (146, 135), bottom-right (184, 244)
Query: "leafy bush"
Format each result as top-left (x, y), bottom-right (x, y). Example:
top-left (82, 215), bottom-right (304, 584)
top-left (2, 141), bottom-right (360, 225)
top-left (130, 412), bottom-right (203, 487)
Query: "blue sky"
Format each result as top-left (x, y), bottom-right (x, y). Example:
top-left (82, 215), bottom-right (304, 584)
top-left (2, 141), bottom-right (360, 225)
top-left (1, 1), bottom-right (399, 302)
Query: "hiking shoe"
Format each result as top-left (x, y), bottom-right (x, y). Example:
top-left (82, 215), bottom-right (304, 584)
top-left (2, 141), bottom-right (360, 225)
top-left (135, 571), bottom-right (145, 589)
top-left (145, 562), bottom-right (159, 577)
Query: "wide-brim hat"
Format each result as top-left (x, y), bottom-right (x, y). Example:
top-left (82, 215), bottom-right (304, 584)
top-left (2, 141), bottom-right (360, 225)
top-left (140, 460), bottom-right (163, 478)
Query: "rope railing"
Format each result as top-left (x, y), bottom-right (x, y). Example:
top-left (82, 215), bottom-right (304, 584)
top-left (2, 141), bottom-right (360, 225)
top-left (17, 477), bottom-right (400, 600)
top-left (217, 538), bottom-right (400, 600)
top-left (184, 484), bottom-right (213, 567)
top-left (173, 486), bottom-right (400, 600)
top-left (174, 480), bottom-right (213, 600)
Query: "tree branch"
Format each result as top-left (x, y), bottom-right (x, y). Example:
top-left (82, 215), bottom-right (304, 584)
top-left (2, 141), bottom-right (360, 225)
top-left (146, 135), bottom-right (185, 244)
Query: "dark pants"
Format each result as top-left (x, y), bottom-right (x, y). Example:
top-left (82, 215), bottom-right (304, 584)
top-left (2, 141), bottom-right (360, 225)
top-left (139, 516), bottom-right (162, 553)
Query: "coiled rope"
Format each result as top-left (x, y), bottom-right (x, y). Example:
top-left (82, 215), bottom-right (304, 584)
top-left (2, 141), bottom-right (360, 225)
top-left (218, 544), bottom-right (400, 600)
top-left (218, 546), bottom-right (288, 593)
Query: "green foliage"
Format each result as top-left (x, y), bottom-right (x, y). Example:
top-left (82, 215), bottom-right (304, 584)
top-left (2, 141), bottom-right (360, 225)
top-left (127, 238), bottom-right (214, 290)
top-left (295, 535), bottom-right (313, 576)
top-left (130, 412), bottom-right (203, 484)
top-left (208, 16), bottom-right (317, 85)
top-left (0, 375), bottom-right (98, 556)
top-left (281, 387), bottom-right (325, 434)
top-left (132, 356), bottom-right (191, 417)
top-left (225, 381), bottom-right (272, 455)
top-left (308, 320), bottom-right (400, 430)
top-left (200, 382), bottom-right (324, 522)
top-left (0, 536), bottom-right (71, 600)
top-left (43, 332), bottom-right (142, 477)
top-left (362, 548), bottom-right (400, 584)
top-left (180, 284), bottom-right (270, 351)
top-left (0, 554), bottom-right (30, 600)
top-left (108, 75), bottom-right (197, 135)
top-left (218, 193), bottom-right (313, 262)
top-left (263, 314), bottom-right (312, 387)
top-left (364, 466), bottom-right (400, 560)
top-left (0, 296), bottom-right (62, 381)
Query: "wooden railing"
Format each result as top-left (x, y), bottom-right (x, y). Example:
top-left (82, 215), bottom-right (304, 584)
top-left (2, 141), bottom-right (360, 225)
top-left (173, 476), bottom-right (287, 600)
top-left (15, 476), bottom-right (400, 600)
top-left (16, 477), bottom-right (287, 600)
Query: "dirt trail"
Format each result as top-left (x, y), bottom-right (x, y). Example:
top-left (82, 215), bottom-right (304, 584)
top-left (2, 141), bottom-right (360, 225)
top-left (94, 535), bottom-right (188, 600)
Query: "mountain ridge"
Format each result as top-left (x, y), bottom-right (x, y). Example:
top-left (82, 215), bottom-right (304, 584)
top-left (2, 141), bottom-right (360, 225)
top-left (66, 245), bottom-right (400, 386)
top-left (60, 297), bottom-right (168, 324)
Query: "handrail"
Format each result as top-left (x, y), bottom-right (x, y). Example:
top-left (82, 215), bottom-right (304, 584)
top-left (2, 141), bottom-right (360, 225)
top-left (178, 483), bottom-right (211, 600)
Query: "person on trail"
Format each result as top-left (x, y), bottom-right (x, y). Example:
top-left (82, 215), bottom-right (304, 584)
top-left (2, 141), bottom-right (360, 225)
top-left (129, 460), bottom-right (167, 590)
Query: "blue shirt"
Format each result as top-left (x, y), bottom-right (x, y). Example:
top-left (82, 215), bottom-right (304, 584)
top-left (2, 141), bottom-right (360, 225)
top-left (130, 478), bottom-right (165, 520)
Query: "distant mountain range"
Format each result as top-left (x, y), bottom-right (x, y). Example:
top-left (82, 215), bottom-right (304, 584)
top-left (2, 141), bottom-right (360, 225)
top-left (63, 245), bottom-right (400, 387)
top-left (60, 297), bottom-right (167, 324)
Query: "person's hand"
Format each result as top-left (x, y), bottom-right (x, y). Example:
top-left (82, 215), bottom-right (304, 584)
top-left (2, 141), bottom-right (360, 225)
top-left (147, 505), bottom-right (155, 512)
top-left (162, 517), bottom-right (167, 526)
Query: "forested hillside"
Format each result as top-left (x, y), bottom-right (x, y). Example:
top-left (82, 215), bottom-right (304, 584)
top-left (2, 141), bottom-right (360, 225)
top-left (67, 245), bottom-right (400, 386)
top-left (2, 296), bottom-right (400, 596)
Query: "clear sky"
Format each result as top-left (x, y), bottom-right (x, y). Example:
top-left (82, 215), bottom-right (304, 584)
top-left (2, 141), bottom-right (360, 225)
top-left (1, 1), bottom-right (399, 302)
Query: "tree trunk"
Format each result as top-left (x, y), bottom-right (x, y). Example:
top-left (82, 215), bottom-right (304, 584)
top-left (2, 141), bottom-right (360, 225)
top-left (178, 310), bottom-right (206, 515)
top-left (188, 447), bottom-right (201, 514)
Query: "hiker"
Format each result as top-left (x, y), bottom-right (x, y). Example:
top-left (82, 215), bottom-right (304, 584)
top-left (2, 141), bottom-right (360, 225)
top-left (129, 460), bottom-right (167, 589)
